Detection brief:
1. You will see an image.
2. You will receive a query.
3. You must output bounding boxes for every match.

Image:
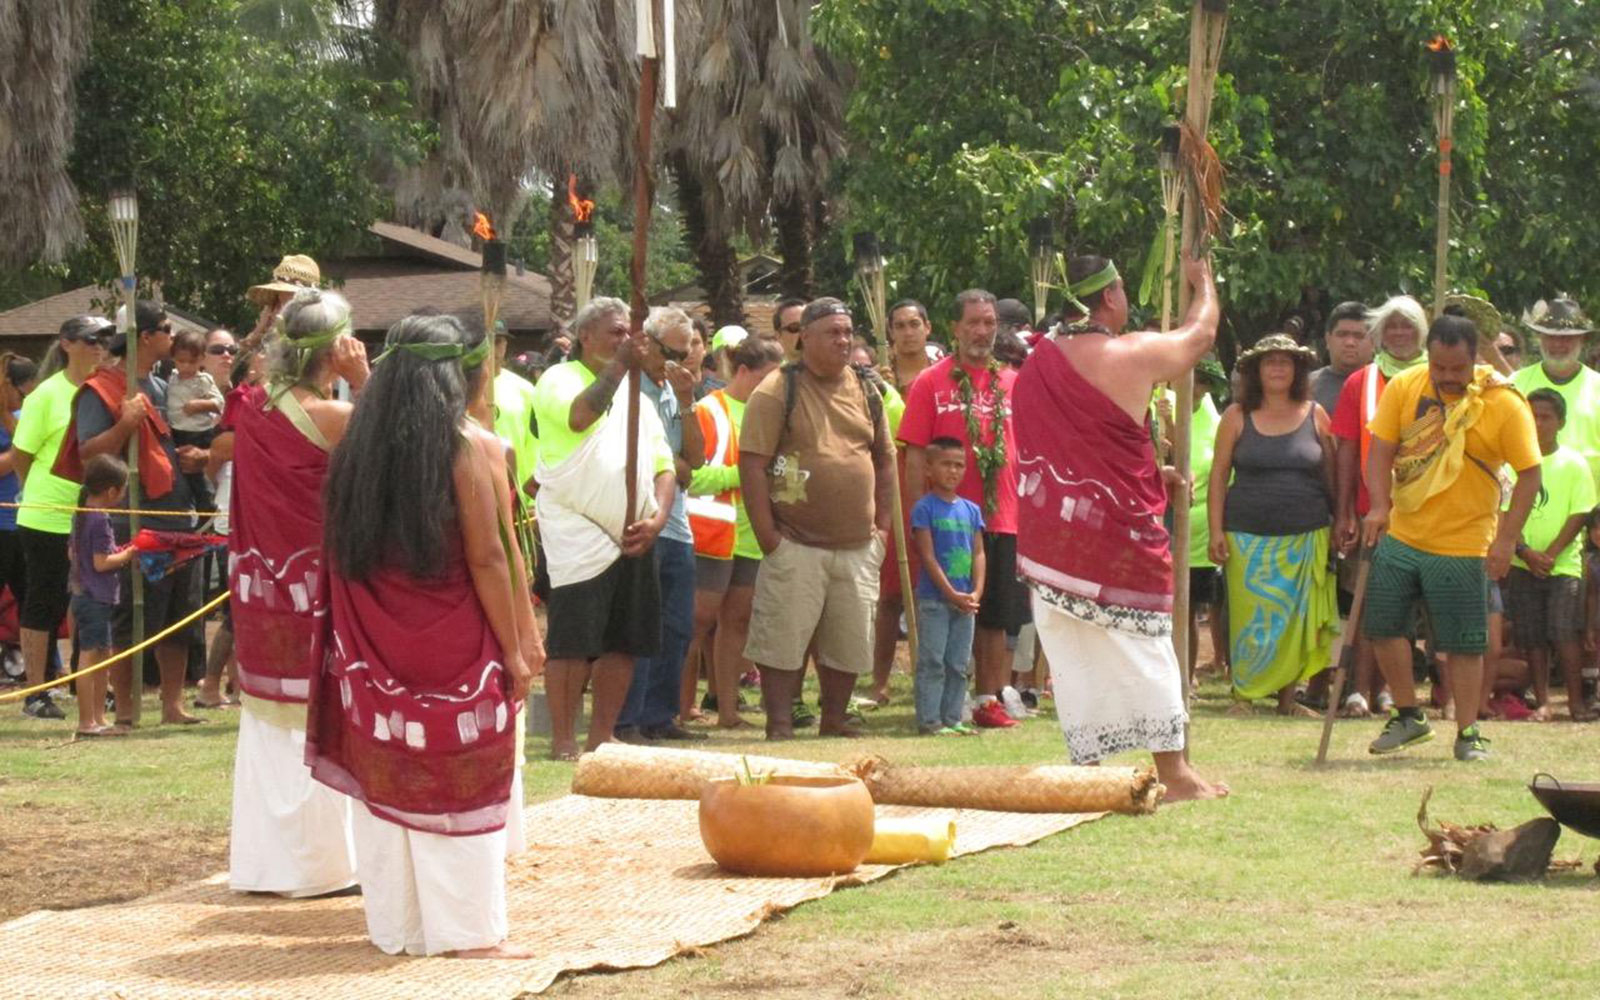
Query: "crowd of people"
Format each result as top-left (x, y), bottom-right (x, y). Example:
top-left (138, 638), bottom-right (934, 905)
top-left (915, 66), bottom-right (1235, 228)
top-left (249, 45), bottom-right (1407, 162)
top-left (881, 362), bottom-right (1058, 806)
top-left (6, 243), bottom-right (1600, 956)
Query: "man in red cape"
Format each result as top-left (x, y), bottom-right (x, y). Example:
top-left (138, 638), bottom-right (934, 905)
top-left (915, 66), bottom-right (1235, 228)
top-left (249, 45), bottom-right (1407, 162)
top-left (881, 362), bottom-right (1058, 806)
top-left (1013, 254), bottom-right (1228, 802)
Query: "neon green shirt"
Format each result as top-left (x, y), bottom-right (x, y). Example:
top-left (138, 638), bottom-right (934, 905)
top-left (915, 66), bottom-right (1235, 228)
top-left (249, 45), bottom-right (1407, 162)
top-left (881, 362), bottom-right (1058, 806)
top-left (531, 359), bottom-right (672, 475)
top-left (13, 371), bottom-right (83, 534)
top-left (493, 369), bottom-right (540, 487)
top-left (1510, 444), bottom-right (1595, 578)
top-left (1512, 363), bottom-right (1600, 487)
top-left (689, 394), bottom-right (762, 560)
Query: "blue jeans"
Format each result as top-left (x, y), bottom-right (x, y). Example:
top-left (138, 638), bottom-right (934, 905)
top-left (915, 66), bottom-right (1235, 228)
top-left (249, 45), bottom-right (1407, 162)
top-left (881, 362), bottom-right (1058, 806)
top-left (620, 537), bottom-right (696, 730)
top-left (914, 597), bottom-right (975, 729)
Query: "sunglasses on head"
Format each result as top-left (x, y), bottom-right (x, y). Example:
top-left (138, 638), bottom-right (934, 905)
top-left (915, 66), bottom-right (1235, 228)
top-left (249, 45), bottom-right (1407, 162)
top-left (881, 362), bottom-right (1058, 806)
top-left (206, 343), bottom-right (240, 356)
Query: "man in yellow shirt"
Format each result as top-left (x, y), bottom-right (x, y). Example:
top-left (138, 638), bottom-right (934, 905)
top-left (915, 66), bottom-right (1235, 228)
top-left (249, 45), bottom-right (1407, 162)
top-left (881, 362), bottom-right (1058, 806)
top-left (1360, 315), bottom-right (1542, 762)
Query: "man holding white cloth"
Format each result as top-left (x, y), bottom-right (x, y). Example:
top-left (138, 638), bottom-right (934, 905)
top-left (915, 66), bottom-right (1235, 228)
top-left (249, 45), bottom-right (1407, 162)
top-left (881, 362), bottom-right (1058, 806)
top-left (532, 298), bottom-right (676, 760)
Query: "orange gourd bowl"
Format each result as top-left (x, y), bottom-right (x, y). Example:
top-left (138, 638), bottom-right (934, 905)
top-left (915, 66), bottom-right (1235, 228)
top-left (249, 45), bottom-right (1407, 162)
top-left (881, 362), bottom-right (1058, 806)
top-left (698, 775), bottom-right (876, 877)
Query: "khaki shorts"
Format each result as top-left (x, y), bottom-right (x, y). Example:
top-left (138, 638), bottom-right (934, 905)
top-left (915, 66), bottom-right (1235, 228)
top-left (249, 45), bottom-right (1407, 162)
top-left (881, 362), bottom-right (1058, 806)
top-left (744, 536), bottom-right (883, 673)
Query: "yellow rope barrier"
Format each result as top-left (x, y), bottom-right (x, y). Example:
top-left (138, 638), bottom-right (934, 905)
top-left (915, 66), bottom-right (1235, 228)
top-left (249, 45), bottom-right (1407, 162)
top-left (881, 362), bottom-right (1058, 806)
top-left (0, 501), bottom-right (223, 519)
top-left (0, 590), bottom-right (231, 704)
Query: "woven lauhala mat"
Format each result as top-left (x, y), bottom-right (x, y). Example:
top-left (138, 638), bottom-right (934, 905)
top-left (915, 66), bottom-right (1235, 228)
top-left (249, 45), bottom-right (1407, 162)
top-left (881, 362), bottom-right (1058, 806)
top-left (0, 796), bottom-right (1101, 1000)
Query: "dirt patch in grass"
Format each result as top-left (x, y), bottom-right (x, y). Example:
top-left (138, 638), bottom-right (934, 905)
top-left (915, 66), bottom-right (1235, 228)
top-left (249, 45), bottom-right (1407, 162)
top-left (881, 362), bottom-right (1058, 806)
top-left (0, 800), bottom-right (226, 923)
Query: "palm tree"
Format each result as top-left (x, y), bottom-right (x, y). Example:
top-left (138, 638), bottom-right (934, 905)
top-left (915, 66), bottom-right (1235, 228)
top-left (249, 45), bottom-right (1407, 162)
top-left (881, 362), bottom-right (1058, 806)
top-left (0, 0), bottom-right (94, 268)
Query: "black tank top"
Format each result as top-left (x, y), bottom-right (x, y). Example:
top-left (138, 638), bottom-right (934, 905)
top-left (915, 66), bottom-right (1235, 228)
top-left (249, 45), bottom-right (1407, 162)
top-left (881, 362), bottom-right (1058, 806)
top-left (1222, 408), bottom-right (1331, 535)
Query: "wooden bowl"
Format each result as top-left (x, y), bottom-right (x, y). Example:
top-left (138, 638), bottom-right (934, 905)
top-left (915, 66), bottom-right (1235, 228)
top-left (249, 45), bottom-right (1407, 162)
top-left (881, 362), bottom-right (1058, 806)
top-left (698, 775), bottom-right (875, 877)
top-left (1529, 773), bottom-right (1600, 839)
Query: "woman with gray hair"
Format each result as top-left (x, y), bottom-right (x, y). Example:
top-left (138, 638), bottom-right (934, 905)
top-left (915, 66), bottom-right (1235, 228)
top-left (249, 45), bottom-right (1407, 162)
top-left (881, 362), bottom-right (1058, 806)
top-left (224, 288), bottom-right (369, 897)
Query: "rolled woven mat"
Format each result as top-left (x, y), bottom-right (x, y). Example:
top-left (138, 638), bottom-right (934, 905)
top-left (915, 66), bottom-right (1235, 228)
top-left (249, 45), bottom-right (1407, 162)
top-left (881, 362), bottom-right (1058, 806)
top-left (850, 756), bottom-right (1162, 815)
top-left (571, 743), bottom-right (847, 799)
top-left (572, 744), bottom-right (1161, 815)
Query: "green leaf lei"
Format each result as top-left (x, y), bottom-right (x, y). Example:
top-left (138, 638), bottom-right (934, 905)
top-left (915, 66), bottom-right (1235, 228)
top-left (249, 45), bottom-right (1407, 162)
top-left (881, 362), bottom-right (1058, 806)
top-left (950, 359), bottom-right (1007, 516)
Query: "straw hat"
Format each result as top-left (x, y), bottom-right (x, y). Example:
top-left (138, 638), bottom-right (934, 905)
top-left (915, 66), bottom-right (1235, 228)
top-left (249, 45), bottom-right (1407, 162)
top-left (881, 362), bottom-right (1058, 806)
top-left (247, 254), bottom-right (321, 306)
top-left (1235, 332), bottom-right (1318, 367)
top-left (1522, 297), bottom-right (1592, 337)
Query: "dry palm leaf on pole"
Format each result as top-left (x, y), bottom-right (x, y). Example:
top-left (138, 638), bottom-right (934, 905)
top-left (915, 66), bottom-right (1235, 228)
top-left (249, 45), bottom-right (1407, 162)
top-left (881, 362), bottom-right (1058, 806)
top-left (569, 174), bottom-right (598, 312)
top-left (108, 182), bottom-right (145, 724)
top-left (1171, 0), bottom-right (1229, 707)
top-left (1153, 123), bottom-right (1185, 466)
top-left (1428, 35), bottom-right (1457, 320)
top-left (853, 231), bottom-right (916, 665)
top-left (1028, 217), bottom-right (1054, 326)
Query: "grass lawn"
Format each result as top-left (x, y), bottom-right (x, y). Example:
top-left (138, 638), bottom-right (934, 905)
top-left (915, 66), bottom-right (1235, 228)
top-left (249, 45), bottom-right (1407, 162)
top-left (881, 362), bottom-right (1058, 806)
top-left (2, 672), bottom-right (1597, 998)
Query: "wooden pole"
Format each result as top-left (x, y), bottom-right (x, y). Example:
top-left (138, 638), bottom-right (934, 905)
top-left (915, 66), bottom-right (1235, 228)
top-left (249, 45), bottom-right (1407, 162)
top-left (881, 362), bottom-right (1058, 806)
top-left (1173, 0), bottom-right (1228, 721)
top-left (1430, 39), bottom-right (1457, 320)
top-left (122, 279), bottom-right (144, 725)
top-left (626, 17), bottom-right (661, 523)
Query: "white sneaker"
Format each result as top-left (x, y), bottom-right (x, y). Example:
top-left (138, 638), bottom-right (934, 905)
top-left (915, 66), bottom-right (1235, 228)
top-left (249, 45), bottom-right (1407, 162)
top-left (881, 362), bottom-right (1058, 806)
top-left (1342, 692), bottom-right (1370, 717)
top-left (1000, 685), bottom-right (1027, 721)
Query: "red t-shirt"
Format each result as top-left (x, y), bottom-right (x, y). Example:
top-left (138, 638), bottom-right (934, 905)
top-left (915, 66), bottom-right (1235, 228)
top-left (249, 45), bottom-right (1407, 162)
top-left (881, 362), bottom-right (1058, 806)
top-left (1329, 364), bottom-right (1386, 515)
top-left (897, 356), bottom-right (1019, 534)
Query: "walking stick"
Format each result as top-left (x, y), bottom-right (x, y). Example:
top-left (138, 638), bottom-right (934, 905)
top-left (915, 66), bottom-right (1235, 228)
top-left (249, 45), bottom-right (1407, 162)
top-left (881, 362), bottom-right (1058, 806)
top-left (1316, 542), bottom-right (1375, 765)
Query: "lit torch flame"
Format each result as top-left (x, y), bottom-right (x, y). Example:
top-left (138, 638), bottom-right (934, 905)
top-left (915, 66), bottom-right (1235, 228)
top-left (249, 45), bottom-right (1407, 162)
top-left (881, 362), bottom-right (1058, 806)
top-left (1426, 35), bottom-right (1453, 52)
top-left (472, 211), bottom-right (496, 241)
top-left (567, 175), bottom-right (595, 224)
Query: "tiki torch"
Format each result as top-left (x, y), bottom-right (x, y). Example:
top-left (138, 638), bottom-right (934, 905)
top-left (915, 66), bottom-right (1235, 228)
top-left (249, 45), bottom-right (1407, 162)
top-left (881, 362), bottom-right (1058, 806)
top-left (852, 232), bottom-right (888, 366)
top-left (474, 211), bottom-right (506, 409)
top-left (1428, 35), bottom-right (1457, 320)
top-left (569, 175), bottom-right (598, 312)
top-left (1028, 217), bottom-right (1054, 326)
top-left (108, 183), bottom-right (146, 723)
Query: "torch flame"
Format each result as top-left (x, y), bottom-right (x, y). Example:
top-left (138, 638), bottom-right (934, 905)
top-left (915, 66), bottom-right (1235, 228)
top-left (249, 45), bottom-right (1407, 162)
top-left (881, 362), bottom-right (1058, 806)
top-left (472, 211), bottom-right (496, 241)
top-left (1426, 35), bottom-right (1453, 52)
top-left (567, 175), bottom-right (595, 224)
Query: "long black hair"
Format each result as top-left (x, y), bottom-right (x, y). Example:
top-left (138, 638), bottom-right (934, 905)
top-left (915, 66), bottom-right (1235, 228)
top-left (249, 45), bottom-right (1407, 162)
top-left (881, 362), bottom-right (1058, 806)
top-left (323, 313), bottom-right (487, 581)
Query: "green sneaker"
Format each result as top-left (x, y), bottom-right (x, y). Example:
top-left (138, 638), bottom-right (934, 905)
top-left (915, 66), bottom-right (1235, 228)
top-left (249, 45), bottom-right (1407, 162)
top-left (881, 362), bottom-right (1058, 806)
top-left (948, 721), bottom-right (978, 736)
top-left (792, 699), bottom-right (817, 728)
top-left (1368, 711), bottom-right (1434, 755)
top-left (1453, 724), bottom-right (1491, 762)
top-left (934, 726), bottom-right (963, 737)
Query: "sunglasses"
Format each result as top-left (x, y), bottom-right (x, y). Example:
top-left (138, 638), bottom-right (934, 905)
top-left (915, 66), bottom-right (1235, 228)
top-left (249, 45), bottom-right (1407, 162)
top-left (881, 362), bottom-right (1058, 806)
top-left (206, 344), bottom-right (240, 356)
top-left (780, 323), bottom-right (804, 334)
top-left (650, 334), bottom-right (688, 363)
top-left (68, 333), bottom-right (104, 347)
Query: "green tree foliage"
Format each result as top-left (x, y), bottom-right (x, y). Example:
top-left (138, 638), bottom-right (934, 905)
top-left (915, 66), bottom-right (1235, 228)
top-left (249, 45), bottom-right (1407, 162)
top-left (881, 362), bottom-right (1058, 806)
top-left (65, 0), bottom-right (425, 329)
top-left (815, 0), bottom-right (1600, 354)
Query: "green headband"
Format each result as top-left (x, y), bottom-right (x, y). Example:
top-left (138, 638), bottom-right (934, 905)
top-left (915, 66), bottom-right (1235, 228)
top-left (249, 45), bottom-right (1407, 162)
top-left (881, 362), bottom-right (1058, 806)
top-left (374, 335), bottom-right (492, 370)
top-left (269, 316), bottom-right (352, 390)
top-left (1064, 262), bottom-right (1120, 315)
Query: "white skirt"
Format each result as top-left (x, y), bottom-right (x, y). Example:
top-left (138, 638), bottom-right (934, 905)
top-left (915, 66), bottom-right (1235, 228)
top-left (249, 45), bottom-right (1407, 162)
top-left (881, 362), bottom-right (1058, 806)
top-left (228, 704), bottom-right (357, 897)
top-left (350, 778), bottom-right (520, 957)
top-left (1032, 591), bottom-right (1188, 764)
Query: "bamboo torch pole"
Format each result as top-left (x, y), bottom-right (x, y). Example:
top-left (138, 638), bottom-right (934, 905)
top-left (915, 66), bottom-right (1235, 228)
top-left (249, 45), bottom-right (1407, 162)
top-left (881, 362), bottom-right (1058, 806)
top-left (1155, 124), bottom-right (1184, 468)
top-left (1173, 0), bottom-right (1229, 715)
top-left (1428, 36), bottom-right (1457, 320)
top-left (626, 0), bottom-right (663, 523)
top-left (108, 185), bottom-right (144, 724)
top-left (570, 175), bottom-right (598, 312)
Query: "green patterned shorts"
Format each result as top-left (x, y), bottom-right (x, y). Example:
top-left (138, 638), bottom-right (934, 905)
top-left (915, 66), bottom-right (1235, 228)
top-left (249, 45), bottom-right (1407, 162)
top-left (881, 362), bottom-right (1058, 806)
top-left (1362, 535), bottom-right (1488, 654)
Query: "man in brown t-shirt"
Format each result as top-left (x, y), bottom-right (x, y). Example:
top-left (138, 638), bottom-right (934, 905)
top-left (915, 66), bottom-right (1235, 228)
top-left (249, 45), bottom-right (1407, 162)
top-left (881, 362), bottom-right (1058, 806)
top-left (740, 297), bottom-right (896, 739)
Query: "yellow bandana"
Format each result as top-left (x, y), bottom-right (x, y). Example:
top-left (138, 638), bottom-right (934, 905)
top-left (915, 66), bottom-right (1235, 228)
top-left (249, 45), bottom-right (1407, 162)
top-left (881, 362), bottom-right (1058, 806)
top-left (1393, 366), bottom-right (1518, 513)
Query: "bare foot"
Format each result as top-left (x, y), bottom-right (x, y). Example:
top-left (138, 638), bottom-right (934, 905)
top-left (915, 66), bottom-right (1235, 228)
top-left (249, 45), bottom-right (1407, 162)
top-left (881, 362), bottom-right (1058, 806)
top-left (717, 716), bottom-right (755, 730)
top-left (765, 727), bottom-right (796, 742)
top-left (450, 942), bottom-right (535, 960)
top-left (548, 740), bottom-right (580, 762)
top-left (1277, 702), bottom-right (1319, 719)
top-left (1162, 774), bottom-right (1232, 802)
top-left (162, 711), bottom-right (205, 725)
top-left (1226, 700), bottom-right (1255, 717)
top-left (681, 707), bottom-right (710, 724)
top-left (870, 689), bottom-right (891, 706)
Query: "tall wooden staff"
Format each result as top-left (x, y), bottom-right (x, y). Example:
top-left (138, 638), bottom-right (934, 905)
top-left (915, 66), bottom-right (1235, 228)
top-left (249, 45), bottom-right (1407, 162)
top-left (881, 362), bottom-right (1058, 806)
top-left (1154, 124), bottom-right (1184, 468)
top-left (854, 231), bottom-right (917, 664)
top-left (108, 184), bottom-right (145, 723)
top-left (1173, 0), bottom-right (1229, 708)
top-left (1428, 36), bottom-right (1457, 320)
top-left (626, 0), bottom-right (665, 522)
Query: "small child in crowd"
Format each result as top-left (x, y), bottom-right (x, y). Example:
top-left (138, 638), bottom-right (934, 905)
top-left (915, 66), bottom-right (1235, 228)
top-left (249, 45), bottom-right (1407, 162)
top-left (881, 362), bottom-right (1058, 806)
top-left (910, 437), bottom-right (986, 736)
top-left (1504, 389), bottom-right (1595, 721)
top-left (165, 329), bottom-right (225, 509)
top-left (69, 455), bottom-right (136, 738)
